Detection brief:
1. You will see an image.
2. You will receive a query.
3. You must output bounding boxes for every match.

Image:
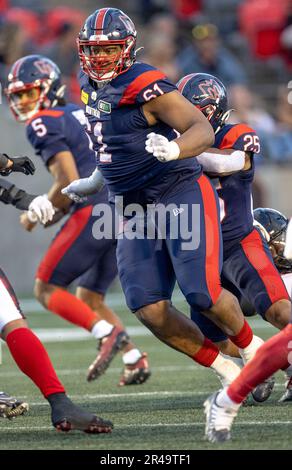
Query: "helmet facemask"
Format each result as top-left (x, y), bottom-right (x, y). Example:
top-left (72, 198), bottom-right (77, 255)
top-left (194, 97), bottom-right (232, 134)
top-left (77, 36), bottom-right (136, 83)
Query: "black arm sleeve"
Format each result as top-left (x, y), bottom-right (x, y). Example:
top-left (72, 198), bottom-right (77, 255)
top-left (0, 178), bottom-right (36, 210)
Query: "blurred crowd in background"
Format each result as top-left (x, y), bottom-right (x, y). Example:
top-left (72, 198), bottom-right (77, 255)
top-left (0, 0), bottom-right (291, 168)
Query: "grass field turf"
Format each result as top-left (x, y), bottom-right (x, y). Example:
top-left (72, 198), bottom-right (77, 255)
top-left (0, 295), bottom-right (291, 450)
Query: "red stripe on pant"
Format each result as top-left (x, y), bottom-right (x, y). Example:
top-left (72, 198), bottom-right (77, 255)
top-left (240, 228), bottom-right (290, 304)
top-left (197, 174), bottom-right (222, 305)
top-left (37, 205), bottom-right (93, 283)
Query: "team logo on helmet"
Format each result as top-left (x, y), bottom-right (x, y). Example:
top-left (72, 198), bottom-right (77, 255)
top-left (34, 59), bottom-right (55, 76)
top-left (177, 73), bottom-right (230, 133)
top-left (198, 80), bottom-right (221, 101)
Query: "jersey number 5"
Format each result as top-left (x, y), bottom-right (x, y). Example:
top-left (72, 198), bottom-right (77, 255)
top-left (31, 118), bottom-right (47, 137)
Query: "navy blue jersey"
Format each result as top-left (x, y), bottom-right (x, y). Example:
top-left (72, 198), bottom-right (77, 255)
top-left (26, 103), bottom-right (107, 208)
top-left (211, 123), bottom-right (261, 244)
top-left (79, 62), bottom-right (201, 203)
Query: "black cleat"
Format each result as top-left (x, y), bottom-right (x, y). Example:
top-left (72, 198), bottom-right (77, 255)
top-left (251, 376), bottom-right (275, 402)
top-left (49, 393), bottom-right (113, 434)
top-left (0, 391), bottom-right (29, 419)
top-left (279, 377), bottom-right (292, 402)
top-left (87, 327), bottom-right (129, 382)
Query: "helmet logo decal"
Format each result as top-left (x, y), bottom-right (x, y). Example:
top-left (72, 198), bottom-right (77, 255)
top-left (119, 14), bottom-right (134, 32)
top-left (198, 80), bottom-right (220, 100)
top-left (34, 60), bottom-right (54, 76)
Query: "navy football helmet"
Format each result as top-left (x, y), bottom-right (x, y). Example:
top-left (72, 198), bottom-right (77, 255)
top-left (77, 8), bottom-right (137, 83)
top-left (253, 207), bottom-right (292, 272)
top-left (5, 55), bottom-right (65, 122)
top-left (177, 73), bottom-right (231, 134)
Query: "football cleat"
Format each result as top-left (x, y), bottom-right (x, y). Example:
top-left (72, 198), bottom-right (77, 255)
top-left (119, 352), bottom-right (151, 386)
top-left (204, 391), bottom-right (238, 443)
top-left (51, 394), bottom-right (113, 434)
top-left (251, 375), bottom-right (275, 402)
top-left (0, 391), bottom-right (29, 419)
top-left (87, 327), bottom-right (129, 382)
top-left (279, 377), bottom-right (292, 402)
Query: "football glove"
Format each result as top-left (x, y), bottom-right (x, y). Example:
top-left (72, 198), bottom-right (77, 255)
top-left (145, 132), bottom-right (180, 162)
top-left (28, 195), bottom-right (55, 224)
top-left (0, 154), bottom-right (35, 176)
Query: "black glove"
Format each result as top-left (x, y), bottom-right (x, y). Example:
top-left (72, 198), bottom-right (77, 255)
top-left (0, 154), bottom-right (35, 176)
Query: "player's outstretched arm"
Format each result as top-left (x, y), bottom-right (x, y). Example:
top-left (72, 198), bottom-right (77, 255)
top-left (0, 178), bottom-right (54, 225)
top-left (62, 168), bottom-right (104, 202)
top-left (196, 149), bottom-right (246, 175)
top-left (0, 153), bottom-right (35, 175)
top-left (144, 90), bottom-right (214, 162)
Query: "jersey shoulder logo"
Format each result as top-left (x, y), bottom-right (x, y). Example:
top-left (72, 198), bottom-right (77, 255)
top-left (98, 100), bottom-right (111, 114)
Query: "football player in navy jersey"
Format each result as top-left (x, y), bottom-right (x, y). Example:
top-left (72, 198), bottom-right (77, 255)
top-left (178, 72), bottom-right (291, 400)
top-left (63, 8), bottom-right (268, 388)
top-left (6, 54), bottom-right (150, 386)
top-left (0, 152), bottom-right (112, 432)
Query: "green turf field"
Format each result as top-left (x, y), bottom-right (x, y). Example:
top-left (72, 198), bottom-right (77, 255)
top-left (0, 295), bottom-right (291, 450)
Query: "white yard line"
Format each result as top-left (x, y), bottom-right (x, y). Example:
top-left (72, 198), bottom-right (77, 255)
top-left (0, 319), bottom-right (276, 346)
top-left (0, 364), bottom-right (202, 377)
top-left (18, 296), bottom-right (277, 331)
top-left (10, 386), bottom-right (286, 404)
top-left (0, 421), bottom-right (291, 432)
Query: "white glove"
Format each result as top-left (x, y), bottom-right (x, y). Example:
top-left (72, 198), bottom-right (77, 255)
top-left (28, 195), bottom-right (55, 225)
top-left (62, 168), bottom-right (104, 203)
top-left (145, 132), bottom-right (180, 162)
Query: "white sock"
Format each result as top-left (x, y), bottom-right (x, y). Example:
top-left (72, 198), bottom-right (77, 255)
top-left (239, 335), bottom-right (264, 364)
top-left (224, 355), bottom-right (244, 368)
top-left (91, 320), bottom-right (114, 339)
top-left (211, 353), bottom-right (242, 386)
top-left (123, 348), bottom-right (142, 365)
top-left (216, 388), bottom-right (241, 410)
